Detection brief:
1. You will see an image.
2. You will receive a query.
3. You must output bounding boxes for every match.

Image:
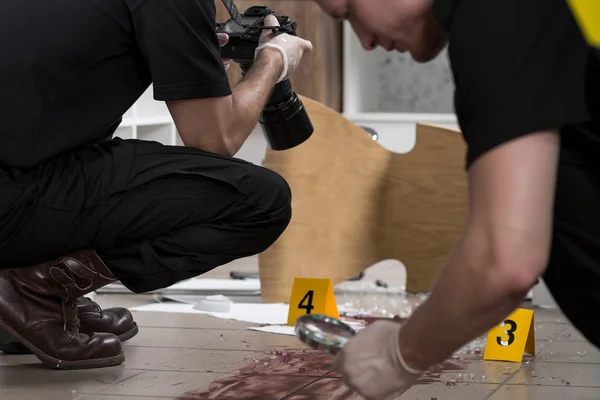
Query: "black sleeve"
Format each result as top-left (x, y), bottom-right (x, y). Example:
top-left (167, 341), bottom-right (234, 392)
top-left (446, 0), bottom-right (591, 168)
top-left (128, 0), bottom-right (232, 101)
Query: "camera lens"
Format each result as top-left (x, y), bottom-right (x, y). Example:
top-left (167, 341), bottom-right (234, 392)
top-left (259, 79), bottom-right (314, 150)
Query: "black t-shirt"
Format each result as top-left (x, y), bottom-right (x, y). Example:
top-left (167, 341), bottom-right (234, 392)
top-left (0, 0), bottom-right (231, 169)
top-left (435, 0), bottom-right (599, 168)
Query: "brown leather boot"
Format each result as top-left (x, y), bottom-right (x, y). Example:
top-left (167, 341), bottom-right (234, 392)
top-left (75, 296), bottom-right (139, 341)
top-left (0, 296), bottom-right (139, 355)
top-left (0, 250), bottom-right (125, 369)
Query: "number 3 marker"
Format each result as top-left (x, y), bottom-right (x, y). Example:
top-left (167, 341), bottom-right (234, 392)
top-left (497, 319), bottom-right (517, 347)
top-left (484, 308), bottom-right (535, 363)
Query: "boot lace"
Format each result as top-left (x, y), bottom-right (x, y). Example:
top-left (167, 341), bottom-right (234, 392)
top-left (62, 300), bottom-right (81, 334)
top-left (49, 254), bottom-right (98, 334)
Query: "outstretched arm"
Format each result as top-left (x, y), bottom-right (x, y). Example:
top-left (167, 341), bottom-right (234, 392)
top-left (399, 131), bottom-right (560, 370)
top-left (333, 132), bottom-right (561, 400)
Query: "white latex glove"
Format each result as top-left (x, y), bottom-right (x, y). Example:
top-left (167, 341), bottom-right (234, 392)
top-left (216, 33), bottom-right (232, 71)
top-left (255, 14), bottom-right (313, 82)
top-left (333, 320), bottom-right (424, 400)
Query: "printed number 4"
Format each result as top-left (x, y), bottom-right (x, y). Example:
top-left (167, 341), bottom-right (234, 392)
top-left (298, 290), bottom-right (315, 314)
top-left (496, 319), bottom-right (517, 347)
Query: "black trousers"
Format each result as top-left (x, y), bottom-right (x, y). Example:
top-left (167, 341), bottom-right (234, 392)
top-left (0, 138), bottom-right (291, 293)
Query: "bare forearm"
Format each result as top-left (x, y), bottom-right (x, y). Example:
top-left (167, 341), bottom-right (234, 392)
top-left (170, 18), bottom-right (311, 157)
top-left (225, 50), bottom-right (283, 152)
top-left (168, 51), bottom-right (283, 157)
top-left (398, 229), bottom-right (536, 370)
top-left (398, 132), bottom-right (559, 371)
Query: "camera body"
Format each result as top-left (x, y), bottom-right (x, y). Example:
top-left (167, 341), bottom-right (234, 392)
top-left (216, 6), bottom-right (296, 65)
top-left (216, 6), bottom-right (313, 151)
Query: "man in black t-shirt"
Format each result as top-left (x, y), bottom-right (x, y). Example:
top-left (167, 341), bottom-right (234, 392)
top-left (0, 0), bottom-right (311, 369)
top-left (316, 0), bottom-right (600, 398)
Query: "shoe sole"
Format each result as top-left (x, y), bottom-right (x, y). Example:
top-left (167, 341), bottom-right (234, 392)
top-left (0, 320), bottom-right (125, 369)
top-left (118, 323), bottom-right (139, 343)
top-left (0, 323), bottom-right (140, 355)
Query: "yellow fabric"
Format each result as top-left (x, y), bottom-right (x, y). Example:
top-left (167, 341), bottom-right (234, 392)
top-left (568, 0), bottom-right (600, 47)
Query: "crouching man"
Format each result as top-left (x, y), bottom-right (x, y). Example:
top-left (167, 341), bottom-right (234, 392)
top-left (0, 0), bottom-right (311, 369)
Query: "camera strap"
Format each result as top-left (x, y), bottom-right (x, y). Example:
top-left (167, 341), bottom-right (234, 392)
top-left (220, 0), bottom-right (243, 26)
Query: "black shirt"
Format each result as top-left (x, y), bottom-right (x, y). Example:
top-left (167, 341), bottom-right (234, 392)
top-left (0, 0), bottom-right (231, 169)
top-left (436, 0), bottom-right (599, 168)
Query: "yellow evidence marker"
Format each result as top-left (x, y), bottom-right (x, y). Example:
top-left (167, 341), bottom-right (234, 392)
top-left (483, 308), bottom-right (536, 363)
top-left (286, 278), bottom-right (340, 326)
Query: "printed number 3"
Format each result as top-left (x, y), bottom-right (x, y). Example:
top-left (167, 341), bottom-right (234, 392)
top-left (298, 290), bottom-right (315, 314)
top-left (496, 319), bottom-right (517, 347)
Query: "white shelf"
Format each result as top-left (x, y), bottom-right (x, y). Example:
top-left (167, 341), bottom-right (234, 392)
top-left (114, 84), bottom-right (177, 145)
top-left (347, 112), bottom-right (457, 124)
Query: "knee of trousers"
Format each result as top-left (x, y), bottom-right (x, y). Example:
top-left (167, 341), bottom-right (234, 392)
top-left (250, 165), bottom-right (291, 211)
top-left (249, 165), bottom-right (292, 232)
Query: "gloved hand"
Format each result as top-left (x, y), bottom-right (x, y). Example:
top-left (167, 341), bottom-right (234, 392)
top-left (255, 14), bottom-right (313, 82)
top-left (333, 320), bottom-right (424, 400)
top-left (216, 33), bottom-right (232, 71)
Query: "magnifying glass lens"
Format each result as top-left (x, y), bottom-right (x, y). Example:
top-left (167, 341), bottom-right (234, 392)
top-left (294, 314), bottom-right (356, 355)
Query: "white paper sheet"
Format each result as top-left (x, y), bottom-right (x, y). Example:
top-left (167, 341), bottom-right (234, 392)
top-left (167, 279), bottom-right (260, 291)
top-left (130, 301), bottom-right (289, 325)
top-left (248, 325), bottom-right (297, 336)
top-left (155, 294), bottom-right (264, 305)
top-left (98, 278), bottom-right (261, 295)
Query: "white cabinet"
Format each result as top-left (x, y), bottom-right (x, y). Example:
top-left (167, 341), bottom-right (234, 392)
top-left (341, 22), bottom-right (459, 153)
top-left (117, 85), bottom-right (268, 166)
top-left (115, 85), bottom-right (177, 144)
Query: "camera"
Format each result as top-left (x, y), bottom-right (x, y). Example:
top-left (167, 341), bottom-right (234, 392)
top-left (216, 5), bottom-right (314, 151)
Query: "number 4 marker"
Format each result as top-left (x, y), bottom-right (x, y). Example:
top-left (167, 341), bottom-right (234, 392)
top-left (286, 278), bottom-right (340, 326)
top-left (298, 290), bottom-right (315, 314)
top-left (483, 308), bottom-right (536, 363)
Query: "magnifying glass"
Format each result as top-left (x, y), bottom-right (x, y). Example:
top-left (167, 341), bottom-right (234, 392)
top-left (294, 314), bottom-right (356, 355)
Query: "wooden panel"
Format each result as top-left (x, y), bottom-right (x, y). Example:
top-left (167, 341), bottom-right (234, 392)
top-left (378, 125), bottom-right (469, 292)
top-left (215, 1), bottom-right (342, 111)
top-left (258, 96), bottom-right (468, 303)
